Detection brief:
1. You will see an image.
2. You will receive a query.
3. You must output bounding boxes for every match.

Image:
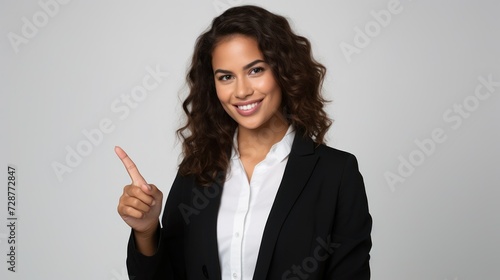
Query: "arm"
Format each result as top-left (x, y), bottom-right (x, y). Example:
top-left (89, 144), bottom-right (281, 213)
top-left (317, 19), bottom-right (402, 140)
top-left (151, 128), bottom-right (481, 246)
top-left (115, 146), bottom-right (185, 279)
top-left (325, 154), bottom-right (372, 279)
top-left (126, 172), bottom-right (187, 280)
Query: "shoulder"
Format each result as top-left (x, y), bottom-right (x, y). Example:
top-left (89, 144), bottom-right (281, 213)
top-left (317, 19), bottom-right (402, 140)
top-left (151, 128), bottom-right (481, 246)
top-left (289, 134), bottom-right (363, 185)
top-left (291, 133), bottom-right (359, 167)
top-left (315, 143), bottom-right (356, 160)
top-left (314, 144), bottom-right (362, 179)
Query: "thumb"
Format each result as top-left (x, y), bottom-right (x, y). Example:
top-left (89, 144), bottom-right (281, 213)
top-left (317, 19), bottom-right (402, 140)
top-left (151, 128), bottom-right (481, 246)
top-left (140, 183), bottom-right (153, 194)
top-left (140, 184), bottom-right (161, 200)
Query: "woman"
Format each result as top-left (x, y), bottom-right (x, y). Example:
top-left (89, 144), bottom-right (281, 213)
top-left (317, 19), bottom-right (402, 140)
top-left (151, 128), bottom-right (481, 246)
top-left (116, 5), bottom-right (372, 280)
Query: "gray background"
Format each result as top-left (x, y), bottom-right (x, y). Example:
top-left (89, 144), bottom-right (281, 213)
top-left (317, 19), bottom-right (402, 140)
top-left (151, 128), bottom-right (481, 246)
top-left (1, 0), bottom-right (499, 279)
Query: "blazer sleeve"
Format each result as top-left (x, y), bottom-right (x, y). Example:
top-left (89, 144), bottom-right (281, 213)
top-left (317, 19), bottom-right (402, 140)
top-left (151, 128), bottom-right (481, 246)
top-left (126, 172), bottom-right (187, 280)
top-left (325, 153), bottom-right (372, 279)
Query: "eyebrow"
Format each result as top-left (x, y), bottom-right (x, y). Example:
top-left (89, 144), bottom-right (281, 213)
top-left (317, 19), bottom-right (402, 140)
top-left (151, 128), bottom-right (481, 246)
top-left (213, 59), bottom-right (265, 75)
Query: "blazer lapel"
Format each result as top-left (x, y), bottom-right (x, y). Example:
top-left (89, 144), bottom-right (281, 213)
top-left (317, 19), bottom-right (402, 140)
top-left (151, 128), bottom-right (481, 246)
top-left (252, 134), bottom-right (319, 279)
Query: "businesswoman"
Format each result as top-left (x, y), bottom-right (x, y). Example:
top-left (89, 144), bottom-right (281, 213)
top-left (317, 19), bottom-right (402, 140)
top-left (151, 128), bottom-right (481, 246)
top-left (116, 5), bottom-right (372, 280)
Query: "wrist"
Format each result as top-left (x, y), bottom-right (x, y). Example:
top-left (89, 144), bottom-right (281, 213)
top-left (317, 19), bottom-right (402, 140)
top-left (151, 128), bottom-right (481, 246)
top-left (134, 222), bottom-right (159, 240)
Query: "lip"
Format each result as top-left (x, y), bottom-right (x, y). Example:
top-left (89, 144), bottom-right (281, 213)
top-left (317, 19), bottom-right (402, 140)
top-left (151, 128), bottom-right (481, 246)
top-left (233, 99), bottom-right (263, 116)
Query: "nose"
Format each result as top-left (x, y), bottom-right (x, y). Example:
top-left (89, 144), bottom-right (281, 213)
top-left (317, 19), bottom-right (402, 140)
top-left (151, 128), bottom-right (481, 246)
top-left (234, 77), bottom-right (253, 99)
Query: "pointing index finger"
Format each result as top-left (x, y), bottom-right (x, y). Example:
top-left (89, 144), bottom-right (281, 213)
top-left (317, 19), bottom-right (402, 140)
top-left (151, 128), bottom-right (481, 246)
top-left (115, 146), bottom-right (147, 186)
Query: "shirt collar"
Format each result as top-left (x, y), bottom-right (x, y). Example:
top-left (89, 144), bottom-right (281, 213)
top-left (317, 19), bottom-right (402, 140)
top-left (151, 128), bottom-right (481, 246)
top-left (231, 125), bottom-right (296, 164)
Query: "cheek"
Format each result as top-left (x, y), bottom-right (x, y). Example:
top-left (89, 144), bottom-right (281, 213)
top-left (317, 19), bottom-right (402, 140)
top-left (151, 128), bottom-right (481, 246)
top-left (215, 85), bottom-right (230, 103)
top-left (256, 76), bottom-right (282, 106)
top-left (255, 74), bottom-right (280, 94)
top-left (215, 87), bottom-right (236, 116)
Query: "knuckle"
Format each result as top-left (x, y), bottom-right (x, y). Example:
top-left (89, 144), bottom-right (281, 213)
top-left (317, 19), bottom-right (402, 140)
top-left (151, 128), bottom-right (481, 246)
top-left (120, 191), bottom-right (129, 200)
top-left (126, 207), bottom-right (142, 219)
top-left (117, 204), bottom-right (123, 215)
top-left (131, 198), bottom-right (148, 211)
top-left (131, 186), bottom-right (143, 196)
top-left (131, 198), bottom-right (141, 208)
top-left (123, 184), bottom-right (134, 195)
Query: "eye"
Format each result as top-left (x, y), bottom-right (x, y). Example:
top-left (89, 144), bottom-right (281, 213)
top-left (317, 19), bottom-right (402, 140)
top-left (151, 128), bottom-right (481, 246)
top-left (218, 74), bottom-right (233, 81)
top-left (249, 67), bottom-right (264, 75)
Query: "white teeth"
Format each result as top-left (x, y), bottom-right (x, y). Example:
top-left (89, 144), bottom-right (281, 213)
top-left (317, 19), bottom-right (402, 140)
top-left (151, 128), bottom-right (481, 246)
top-left (238, 102), bottom-right (259, 111)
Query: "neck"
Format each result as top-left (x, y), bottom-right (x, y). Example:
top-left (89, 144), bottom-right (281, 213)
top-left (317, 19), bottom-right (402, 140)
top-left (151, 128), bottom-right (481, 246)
top-left (237, 113), bottom-right (289, 157)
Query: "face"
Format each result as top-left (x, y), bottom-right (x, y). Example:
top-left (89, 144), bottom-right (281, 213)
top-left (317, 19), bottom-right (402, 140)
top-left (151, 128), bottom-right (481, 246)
top-left (212, 35), bottom-right (285, 132)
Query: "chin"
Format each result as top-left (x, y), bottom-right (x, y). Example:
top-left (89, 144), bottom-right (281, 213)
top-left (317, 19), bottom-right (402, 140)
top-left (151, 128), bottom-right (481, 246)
top-left (237, 122), bottom-right (261, 130)
top-left (237, 118), bottom-right (273, 131)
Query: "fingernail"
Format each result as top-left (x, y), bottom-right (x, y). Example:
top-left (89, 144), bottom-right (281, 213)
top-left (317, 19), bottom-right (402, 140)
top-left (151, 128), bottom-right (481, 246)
top-left (151, 200), bottom-right (156, 206)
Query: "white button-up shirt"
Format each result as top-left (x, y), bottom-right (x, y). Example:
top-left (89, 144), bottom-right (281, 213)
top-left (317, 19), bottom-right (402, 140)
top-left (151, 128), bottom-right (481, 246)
top-left (217, 126), bottom-right (295, 280)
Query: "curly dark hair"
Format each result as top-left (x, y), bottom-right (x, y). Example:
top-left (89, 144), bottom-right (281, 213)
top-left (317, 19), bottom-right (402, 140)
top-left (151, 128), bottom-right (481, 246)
top-left (177, 5), bottom-right (332, 185)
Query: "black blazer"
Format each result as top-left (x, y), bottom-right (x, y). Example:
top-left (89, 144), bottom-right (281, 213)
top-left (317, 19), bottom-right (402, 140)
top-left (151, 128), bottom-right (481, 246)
top-left (127, 133), bottom-right (372, 279)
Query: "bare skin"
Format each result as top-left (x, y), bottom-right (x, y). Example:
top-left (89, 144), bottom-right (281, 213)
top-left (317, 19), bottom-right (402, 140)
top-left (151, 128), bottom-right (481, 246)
top-left (115, 146), bottom-right (163, 256)
top-left (237, 116), bottom-right (288, 180)
top-left (212, 35), bottom-right (289, 180)
top-left (116, 35), bottom-right (288, 256)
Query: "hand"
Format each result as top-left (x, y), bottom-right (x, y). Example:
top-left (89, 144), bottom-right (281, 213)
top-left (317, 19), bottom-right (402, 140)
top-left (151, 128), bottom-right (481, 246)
top-left (115, 146), bottom-right (163, 238)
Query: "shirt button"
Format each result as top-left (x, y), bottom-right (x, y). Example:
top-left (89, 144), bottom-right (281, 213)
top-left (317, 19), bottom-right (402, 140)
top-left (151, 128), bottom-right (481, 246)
top-left (233, 272), bottom-right (238, 279)
top-left (234, 232), bottom-right (240, 238)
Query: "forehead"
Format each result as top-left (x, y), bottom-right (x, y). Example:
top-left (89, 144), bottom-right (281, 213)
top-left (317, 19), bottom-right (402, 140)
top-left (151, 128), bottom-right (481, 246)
top-left (212, 35), bottom-right (264, 69)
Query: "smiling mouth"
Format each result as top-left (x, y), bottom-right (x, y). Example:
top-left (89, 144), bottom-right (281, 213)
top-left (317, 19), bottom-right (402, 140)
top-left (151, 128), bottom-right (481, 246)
top-left (237, 101), bottom-right (260, 111)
